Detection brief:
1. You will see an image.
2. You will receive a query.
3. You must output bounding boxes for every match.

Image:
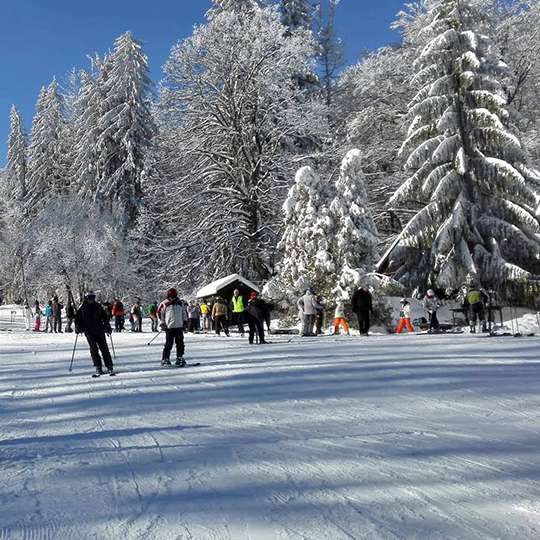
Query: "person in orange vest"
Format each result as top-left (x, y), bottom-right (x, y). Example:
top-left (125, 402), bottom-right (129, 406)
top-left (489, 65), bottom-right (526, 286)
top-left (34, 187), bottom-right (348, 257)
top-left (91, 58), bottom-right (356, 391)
top-left (396, 298), bottom-right (415, 334)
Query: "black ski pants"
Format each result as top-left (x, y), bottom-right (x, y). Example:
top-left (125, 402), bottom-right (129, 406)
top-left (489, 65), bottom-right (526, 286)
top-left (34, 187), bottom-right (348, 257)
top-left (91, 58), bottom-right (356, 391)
top-left (162, 328), bottom-right (185, 360)
top-left (248, 318), bottom-right (265, 344)
top-left (114, 315), bottom-right (124, 332)
top-left (356, 310), bottom-right (370, 335)
top-left (85, 333), bottom-right (113, 370)
top-left (428, 311), bottom-right (439, 330)
top-left (232, 312), bottom-right (245, 335)
top-left (214, 315), bottom-right (229, 336)
top-left (54, 315), bottom-right (63, 333)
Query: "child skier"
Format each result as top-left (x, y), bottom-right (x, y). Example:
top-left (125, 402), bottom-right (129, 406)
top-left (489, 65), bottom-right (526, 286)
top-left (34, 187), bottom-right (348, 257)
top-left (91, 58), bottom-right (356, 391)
top-left (396, 298), bottom-right (414, 334)
top-left (33, 305), bottom-right (42, 332)
top-left (333, 300), bottom-right (350, 335)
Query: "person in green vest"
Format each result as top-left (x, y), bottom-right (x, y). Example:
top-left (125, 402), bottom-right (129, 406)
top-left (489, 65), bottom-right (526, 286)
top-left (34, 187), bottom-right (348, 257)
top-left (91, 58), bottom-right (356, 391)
top-left (231, 289), bottom-right (246, 337)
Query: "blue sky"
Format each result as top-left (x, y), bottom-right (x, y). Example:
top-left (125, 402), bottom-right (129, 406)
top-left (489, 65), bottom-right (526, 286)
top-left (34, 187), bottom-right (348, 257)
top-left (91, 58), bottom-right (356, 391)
top-left (0, 0), bottom-right (406, 164)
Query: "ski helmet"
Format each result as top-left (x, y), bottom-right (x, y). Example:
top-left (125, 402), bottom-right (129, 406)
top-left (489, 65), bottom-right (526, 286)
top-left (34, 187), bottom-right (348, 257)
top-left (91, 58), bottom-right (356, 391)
top-left (250, 291), bottom-right (258, 300)
top-left (400, 298), bottom-right (407, 304)
top-left (167, 288), bottom-right (177, 299)
top-left (427, 289), bottom-right (435, 297)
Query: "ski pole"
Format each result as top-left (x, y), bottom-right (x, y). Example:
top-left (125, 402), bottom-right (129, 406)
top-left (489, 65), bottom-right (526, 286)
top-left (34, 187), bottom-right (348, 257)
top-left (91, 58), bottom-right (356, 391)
top-left (147, 330), bottom-right (162, 346)
top-left (109, 333), bottom-right (116, 359)
top-left (69, 334), bottom-right (79, 372)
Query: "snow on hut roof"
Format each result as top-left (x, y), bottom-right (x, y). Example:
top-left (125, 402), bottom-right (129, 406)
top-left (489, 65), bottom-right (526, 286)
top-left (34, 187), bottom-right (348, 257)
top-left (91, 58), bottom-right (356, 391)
top-left (196, 274), bottom-right (260, 299)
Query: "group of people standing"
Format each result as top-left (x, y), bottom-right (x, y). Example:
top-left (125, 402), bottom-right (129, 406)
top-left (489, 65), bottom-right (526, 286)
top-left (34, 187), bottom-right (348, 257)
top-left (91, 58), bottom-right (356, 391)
top-left (156, 288), bottom-right (272, 366)
top-left (297, 286), bottom-right (374, 337)
top-left (24, 295), bottom-right (75, 333)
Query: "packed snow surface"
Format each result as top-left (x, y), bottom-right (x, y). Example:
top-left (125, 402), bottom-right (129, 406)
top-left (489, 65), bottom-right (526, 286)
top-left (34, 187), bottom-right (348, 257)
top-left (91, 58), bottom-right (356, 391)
top-left (1, 305), bottom-right (540, 539)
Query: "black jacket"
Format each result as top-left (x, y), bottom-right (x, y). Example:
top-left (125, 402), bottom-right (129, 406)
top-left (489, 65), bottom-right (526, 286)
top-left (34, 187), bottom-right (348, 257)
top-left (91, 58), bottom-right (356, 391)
top-left (351, 288), bottom-right (373, 312)
top-left (246, 298), bottom-right (268, 323)
top-left (75, 301), bottom-right (112, 336)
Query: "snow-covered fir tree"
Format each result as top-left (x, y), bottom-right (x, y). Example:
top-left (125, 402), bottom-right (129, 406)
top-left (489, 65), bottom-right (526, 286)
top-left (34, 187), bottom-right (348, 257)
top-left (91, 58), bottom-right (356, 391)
top-left (330, 149), bottom-right (379, 296)
top-left (317, 0), bottom-right (344, 106)
top-left (25, 80), bottom-right (68, 215)
top-left (70, 69), bottom-right (102, 198)
top-left (269, 165), bottom-right (337, 300)
top-left (209, 0), bottom-right (263, 16)
top-left (95, 32), bottom-right (155, 230)
top-left (388, 0), bottom-right (540, 293)
top-left (281, 0), bottom-right (314, 31)
top-left (136, 4), bottom-right (325, 288)
top-left (6, 105), bottom-right (28, 204)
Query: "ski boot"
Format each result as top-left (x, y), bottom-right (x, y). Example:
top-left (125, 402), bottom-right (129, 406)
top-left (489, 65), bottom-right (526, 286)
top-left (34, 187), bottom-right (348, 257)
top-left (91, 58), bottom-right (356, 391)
top-left (107, 368), bottom-right (116, 376)
top-left (161, 358), bottom-right (172, 367)
top-left (175, 357), bottom-right (186, 367)
top-left (93, 367), bottom-right (105, 378)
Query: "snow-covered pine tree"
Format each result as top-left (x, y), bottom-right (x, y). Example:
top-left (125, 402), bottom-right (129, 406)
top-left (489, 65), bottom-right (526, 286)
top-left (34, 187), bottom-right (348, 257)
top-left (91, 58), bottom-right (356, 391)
top-left (96, 32), bottom-right (155, 230)
top-left (317, 0), bottom-right (344, 106)
top-left (6, 105), bottom-right (28, 204)
top-left (70, 69), bottom-right (102, 198)
top-left (272, 165), bottom-right (337, 299)
top-left (25, 80), bottom-right (68, 215)
top-left (330, 149), bottom-right (379, 296)
top-left (281, 0), bottom-right (314, 31)
top-left (208, 0), bottom-right (263, 16)
top-left (388, 0), bottom-right (540, 293)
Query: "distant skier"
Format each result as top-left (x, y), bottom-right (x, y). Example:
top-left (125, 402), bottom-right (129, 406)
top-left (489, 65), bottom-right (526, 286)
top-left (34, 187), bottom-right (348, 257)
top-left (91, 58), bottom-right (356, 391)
top-left (200, 301), bottom-right (211, 332)
top-left (148, 301), bottom-right (159, 332)
top-left (231, 289), bottom-right (246, 336)
top-left (464, 284), bottom-right (487, 333)
top-left (44, 300), bottom-right (53, 332)
top-left (75, 291), bottom-right (115, 377)
top-left (333, 300), bottom-right (350, 335)
top-left (52, 296), bottom-right (63, 333)
top-left (131, 299), bottom-right (143, 332)
top-left (423, 289), bottom-right (441, 332)
top-left (157, 288), bottom-right (187, 366)
top-left (212, 297), bottom-right (230, 336)
top-left (245, 292), bottom-right (269, 344)
top-left (396, 298), bottom-right (414, 334)
top-left (112, 299), bottom-right (125, 332)
top-left (351, 286), bottom-right (373, 335)
top-left (23, 301), bottom-right (33, 331)
top-left (297, 288), bottom-right (321, 337)
top-left (33, 304), bottom-right (42, 332)
top-left (187, 301), bottom-right (201, 333)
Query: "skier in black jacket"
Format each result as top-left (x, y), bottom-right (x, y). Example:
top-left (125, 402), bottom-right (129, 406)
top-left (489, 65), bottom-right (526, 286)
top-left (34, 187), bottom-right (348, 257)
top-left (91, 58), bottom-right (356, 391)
top-left (351, 286), bottom-right (373, 335)
top-left (75, 291), bottom-right (115, 376)
top-left (245, 292), bottom-right (269, 344)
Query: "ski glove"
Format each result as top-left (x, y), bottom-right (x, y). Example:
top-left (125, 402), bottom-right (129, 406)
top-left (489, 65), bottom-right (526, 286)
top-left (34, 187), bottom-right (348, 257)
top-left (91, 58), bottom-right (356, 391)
top-left (160, 323), bottom-right (168, 331)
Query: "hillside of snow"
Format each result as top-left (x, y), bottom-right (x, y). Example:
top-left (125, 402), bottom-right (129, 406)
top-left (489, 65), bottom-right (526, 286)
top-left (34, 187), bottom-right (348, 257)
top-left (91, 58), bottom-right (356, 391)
top-left (1, 304), bottom-right (540, 539)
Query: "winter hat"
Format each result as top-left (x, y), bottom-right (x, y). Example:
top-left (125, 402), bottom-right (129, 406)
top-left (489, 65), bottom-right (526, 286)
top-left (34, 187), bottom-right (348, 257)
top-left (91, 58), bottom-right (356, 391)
top-left (249, 291), bottom-right (258, 300)
top-left (400, 298), bottom-right (407, 304)
top-left (167, 288), bottom-right (177, 299)
top-left (85, 291), bottom-right (96, 300)
top-left (427, 289), bottom-right (435, 297)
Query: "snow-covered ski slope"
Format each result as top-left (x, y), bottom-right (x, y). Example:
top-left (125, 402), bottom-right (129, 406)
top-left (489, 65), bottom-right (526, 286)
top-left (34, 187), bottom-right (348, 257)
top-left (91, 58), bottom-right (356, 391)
top-left (1, 306), bottom-right (540, 539)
